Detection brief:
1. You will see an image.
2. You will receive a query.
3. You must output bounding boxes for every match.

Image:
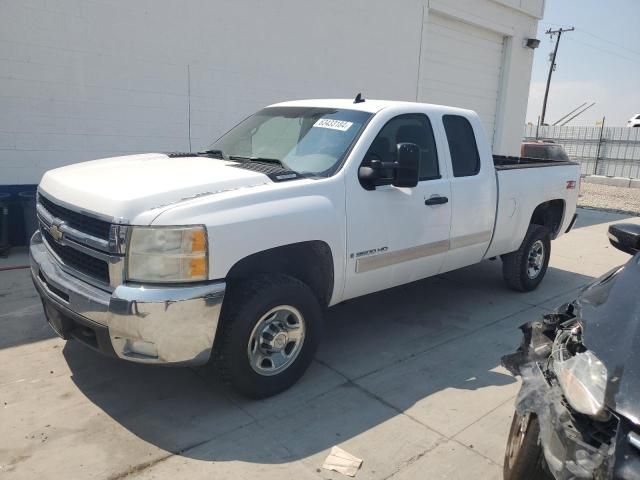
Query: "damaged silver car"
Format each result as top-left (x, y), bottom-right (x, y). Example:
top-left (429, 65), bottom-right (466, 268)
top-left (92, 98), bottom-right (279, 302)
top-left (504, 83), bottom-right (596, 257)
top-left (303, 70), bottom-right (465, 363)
top-left (502, 223), bottom-right (640, 479)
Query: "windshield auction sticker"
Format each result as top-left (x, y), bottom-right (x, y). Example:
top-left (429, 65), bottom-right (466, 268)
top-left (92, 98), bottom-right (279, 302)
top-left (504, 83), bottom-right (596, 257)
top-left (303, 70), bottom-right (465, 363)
top-left (313, 118), bottom-right (353, 132)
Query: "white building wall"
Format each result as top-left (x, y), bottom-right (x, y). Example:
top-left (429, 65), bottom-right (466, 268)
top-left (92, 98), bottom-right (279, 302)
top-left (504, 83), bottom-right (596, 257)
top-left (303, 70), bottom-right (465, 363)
top-left (0, 0), bottom-right (542, 186)
top-left (423, 0), bottom-right (542, 155)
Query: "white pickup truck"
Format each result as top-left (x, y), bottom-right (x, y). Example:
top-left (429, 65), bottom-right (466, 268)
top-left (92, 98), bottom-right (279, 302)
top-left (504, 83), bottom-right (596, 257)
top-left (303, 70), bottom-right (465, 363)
top-left (31, 98), bottom-right (580, 398)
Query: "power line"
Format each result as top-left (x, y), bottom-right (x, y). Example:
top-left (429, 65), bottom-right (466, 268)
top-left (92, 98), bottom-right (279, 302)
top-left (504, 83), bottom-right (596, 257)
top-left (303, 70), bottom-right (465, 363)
top-left (576, 29), bottom-right (640, 58)
top-left (542, 21), bottom-right (640, 59)
top-left (565, 37), bottom-right (640, 65)
top-left (540, 27), bottom-right (574, 126)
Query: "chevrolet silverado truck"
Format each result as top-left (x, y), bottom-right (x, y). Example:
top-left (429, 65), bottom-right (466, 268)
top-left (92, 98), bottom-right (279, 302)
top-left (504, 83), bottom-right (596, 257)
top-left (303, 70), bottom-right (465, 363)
top-left (31, 98), bottom-right (580, 398)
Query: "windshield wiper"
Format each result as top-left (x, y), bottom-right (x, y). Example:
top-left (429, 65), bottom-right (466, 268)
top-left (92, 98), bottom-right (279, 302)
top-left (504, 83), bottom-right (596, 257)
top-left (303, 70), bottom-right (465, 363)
top-left (197, 149), bottom-right (225, 159)
top-left (229, 156), bottom-right (288, 169)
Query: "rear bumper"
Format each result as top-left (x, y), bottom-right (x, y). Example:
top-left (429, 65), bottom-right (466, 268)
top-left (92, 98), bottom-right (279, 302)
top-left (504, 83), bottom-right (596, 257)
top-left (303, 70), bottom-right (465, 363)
top-left (30, 231), bottom-right (225, 365)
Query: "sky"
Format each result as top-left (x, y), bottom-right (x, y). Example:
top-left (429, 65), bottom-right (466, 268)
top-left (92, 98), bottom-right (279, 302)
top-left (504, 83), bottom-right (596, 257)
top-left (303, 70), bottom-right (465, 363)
top-left (526, 0), bottom-right (640, 127)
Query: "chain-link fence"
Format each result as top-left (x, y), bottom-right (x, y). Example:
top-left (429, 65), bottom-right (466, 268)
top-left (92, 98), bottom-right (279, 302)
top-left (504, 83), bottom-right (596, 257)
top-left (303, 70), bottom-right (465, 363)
top-left (524, 125), bottom-right (640, 178)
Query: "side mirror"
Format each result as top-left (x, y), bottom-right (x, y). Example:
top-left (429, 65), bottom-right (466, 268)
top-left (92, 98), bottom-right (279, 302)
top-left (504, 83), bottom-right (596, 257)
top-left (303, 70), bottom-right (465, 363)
top-left (358, 143), bottom-right (420, 190)
top-left (608, 223), bottom-right (640, 255)
top-left (358, 159), bottom-right (383, 191)
top-left (393, 143), bottom-right (419, 188)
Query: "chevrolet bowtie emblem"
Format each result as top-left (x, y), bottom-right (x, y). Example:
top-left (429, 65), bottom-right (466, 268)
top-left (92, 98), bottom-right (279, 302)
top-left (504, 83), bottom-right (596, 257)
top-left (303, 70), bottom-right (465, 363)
top-left (49, 224), bottom-right (64, 242)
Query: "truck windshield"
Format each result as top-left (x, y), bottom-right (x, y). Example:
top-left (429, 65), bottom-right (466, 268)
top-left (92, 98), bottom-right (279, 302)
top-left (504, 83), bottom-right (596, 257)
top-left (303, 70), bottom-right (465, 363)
top-left (206, 107), bottom-right (372, 177)
top-left (523, 143), bottom-right (569, 161)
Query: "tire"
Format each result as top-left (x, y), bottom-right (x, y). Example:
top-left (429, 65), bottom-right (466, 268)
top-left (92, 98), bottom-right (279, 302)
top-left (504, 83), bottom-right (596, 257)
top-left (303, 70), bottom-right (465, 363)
top-left (502, 224), bottom-right (551, 292)
top-left (214, 274), bottom-right (323, 399)
top-left (504, 412), bottom-right (551, 480)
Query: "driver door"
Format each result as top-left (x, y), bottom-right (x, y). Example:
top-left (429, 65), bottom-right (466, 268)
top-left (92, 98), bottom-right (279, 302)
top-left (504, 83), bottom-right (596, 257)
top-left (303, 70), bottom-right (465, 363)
top-left (343, 112), bottom-right (452, 300)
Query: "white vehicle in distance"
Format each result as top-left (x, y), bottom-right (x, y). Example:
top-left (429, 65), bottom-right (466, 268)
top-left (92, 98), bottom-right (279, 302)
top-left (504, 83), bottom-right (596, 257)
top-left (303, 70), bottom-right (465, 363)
top-left (31, 96), bottom-right (580, 398)
top-left (628, 114), bottom-right (640, 127)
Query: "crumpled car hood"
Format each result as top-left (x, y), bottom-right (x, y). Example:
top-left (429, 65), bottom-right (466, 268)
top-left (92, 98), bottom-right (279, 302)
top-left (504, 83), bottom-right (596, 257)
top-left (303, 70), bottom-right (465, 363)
top-left (575, 254), bottom-right (640, 425)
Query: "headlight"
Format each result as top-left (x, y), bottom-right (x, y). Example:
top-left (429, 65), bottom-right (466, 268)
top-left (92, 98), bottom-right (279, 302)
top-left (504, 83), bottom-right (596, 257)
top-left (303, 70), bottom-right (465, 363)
top-left (553, 350), bottom-right (608, 418)
top-left (127, 226), bottom-right (208, 283)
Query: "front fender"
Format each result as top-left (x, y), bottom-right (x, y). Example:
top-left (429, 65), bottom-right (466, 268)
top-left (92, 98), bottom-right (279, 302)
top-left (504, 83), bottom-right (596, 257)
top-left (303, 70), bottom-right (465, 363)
top-left (151, 179), bottom-right (346, 302)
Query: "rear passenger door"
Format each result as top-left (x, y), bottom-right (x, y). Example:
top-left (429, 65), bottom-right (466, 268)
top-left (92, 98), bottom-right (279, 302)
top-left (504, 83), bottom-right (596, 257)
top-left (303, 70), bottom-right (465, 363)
top-left (440, 114), bottom-right (497, 273)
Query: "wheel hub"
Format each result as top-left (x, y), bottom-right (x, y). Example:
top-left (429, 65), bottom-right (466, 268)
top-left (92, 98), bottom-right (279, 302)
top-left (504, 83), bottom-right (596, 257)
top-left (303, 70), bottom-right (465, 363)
top-left (270, 331), bottom-right (288, 351)
top-left (526, 240), bottom-right (545, 279)
top-left (247, 305), bottom-right (306, 376)
top-left (507, 413), bottom-right (531, 469)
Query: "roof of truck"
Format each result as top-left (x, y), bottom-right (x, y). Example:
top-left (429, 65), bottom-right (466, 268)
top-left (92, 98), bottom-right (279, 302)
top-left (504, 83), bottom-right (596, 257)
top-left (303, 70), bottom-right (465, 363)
top-left (269, 98), bottom-right (475, 116)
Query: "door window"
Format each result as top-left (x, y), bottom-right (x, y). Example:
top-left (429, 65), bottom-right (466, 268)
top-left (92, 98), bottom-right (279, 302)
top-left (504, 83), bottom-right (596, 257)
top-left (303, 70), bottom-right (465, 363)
top-left (362, 114), bottom-right (440, 184)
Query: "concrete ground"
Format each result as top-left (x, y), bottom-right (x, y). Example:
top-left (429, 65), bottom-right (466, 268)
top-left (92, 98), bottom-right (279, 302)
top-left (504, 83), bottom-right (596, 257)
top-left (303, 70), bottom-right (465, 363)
top-left (0, 246), bottom-right (29, 269)
top-left (1, 208), bottom-right (639, 480)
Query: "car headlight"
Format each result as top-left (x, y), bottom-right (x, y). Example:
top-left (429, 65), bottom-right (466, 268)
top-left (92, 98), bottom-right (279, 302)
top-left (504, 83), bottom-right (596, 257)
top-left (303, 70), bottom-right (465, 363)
top-left (127, 226), bottom-right (208, 283)
top-left (553, 349), bottom-right (608, 418)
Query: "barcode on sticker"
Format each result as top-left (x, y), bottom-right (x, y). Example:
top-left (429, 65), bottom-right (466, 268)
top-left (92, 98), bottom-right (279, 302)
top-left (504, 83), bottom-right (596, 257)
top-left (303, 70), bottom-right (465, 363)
top-left (313, 118), bottom-right (353, 132)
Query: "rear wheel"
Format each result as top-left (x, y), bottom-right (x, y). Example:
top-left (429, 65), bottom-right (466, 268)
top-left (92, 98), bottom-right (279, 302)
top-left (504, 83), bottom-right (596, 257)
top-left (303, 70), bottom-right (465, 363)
top-left (502, 224), bottom-right (551, 292)
top-left (214, 274), bottom-right (323, 399)
top-left (504, 412), bottom-right (551, 480)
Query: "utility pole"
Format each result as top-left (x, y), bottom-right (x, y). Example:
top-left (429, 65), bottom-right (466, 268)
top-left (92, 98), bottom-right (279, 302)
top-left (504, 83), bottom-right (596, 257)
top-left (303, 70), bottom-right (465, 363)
top-left (540, 27), bottom-right (574, 126)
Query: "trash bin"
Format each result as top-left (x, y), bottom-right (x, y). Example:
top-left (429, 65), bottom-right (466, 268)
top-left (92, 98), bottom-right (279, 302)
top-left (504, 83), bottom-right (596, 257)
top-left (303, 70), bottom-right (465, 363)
top-left (18, 191), bottom-right (38, 245)
top-left (0, 193), bottom-right (10, 255)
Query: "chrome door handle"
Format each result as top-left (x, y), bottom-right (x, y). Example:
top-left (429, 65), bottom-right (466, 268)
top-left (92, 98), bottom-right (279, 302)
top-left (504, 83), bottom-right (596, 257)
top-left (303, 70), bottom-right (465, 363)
top-left (425, 196), bottom-right (448, 206)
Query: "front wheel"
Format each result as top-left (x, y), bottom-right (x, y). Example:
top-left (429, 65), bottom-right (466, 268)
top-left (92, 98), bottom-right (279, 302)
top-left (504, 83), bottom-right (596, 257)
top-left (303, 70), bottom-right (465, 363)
top-left (502, 224), bottom-right (551, 292)
top-left (214, 274), bottom-right (323, 399)
top-left (504, 412), bottom-right (551, 480)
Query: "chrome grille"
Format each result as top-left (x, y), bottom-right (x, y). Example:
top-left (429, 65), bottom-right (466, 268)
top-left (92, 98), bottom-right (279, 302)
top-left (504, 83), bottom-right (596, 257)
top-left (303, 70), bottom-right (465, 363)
top-left (39, 195), bottom-right (111, 240)
top-left (36, 193), bottom-right (128, 289)
top-left (42, 228), bottom-right (109, 283)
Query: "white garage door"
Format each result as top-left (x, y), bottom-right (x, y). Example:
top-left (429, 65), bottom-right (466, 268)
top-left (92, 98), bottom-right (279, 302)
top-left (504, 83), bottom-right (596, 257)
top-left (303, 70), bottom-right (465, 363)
top-left (419, 13), bottom-right (505, 145)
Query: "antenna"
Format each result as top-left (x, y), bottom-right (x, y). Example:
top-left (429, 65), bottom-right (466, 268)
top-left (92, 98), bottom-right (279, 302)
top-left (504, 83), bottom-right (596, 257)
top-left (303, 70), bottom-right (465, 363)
top-left (354, 93), bottom-right (365, 104)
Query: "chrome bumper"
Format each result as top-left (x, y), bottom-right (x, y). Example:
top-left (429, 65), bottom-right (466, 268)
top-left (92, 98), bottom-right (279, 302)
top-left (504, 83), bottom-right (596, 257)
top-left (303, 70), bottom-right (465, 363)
top-left (30, 231), bottom-right (225, 365)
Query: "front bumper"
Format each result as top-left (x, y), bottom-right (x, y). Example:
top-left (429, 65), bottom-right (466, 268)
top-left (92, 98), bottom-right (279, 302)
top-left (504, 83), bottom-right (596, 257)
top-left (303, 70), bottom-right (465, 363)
top-left (30, 231), bottom-right (225, 365)
top-left (505, 315), bottom-right (640, 479)
top-left (517, 364), bottom-right (640, 479)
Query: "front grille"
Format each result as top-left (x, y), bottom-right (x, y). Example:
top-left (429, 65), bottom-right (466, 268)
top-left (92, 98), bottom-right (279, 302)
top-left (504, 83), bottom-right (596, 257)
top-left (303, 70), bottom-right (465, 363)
top-left (39, 195), bottom-right (112, 239)
top-left (42, 229), bottom-right (109, 284)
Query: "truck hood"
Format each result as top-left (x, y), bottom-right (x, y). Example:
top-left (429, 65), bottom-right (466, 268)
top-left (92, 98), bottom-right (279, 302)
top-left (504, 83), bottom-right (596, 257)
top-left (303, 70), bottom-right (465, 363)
top-left (38, 153), bottom-right (271, 223)
top-left (575, 255), bottom-right (640, 425)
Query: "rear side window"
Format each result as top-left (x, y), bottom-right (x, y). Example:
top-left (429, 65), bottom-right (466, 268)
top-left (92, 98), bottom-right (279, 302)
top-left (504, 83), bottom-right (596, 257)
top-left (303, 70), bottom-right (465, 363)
top-left (443, 115), bottom-right (481, 177)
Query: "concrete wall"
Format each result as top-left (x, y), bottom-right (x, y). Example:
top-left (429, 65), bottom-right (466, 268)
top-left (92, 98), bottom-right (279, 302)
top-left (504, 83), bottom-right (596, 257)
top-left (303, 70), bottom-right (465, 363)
top-left (0, 0), bottom-right (542, 186)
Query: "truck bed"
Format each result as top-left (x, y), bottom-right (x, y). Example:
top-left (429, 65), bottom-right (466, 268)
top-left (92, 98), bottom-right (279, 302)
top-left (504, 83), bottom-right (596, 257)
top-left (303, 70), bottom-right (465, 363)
top-left (493, 155), bottom-right (578, 170)
top-left (484, 159), bottom-right (581, 259)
